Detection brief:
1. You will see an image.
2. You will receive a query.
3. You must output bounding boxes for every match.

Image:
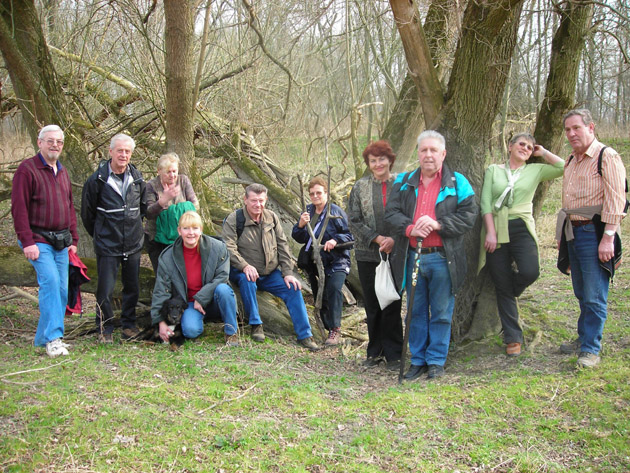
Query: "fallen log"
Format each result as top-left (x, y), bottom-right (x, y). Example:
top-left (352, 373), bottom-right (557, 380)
top-left (0, 246), bottom-right (330, 342)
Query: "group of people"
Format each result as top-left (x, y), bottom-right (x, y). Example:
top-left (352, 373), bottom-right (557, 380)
top-left (12, 108), bottom-right (626, 378)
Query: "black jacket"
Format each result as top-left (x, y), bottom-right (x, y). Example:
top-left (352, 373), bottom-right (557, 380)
top-left (384, 163), bottom-right (478, 295)
top-left (291, 203), bottom-right (354, 275)
top-left (557, 213), bottom-right (622, 281)
top-left (81, 160), bottom-right (147, 257)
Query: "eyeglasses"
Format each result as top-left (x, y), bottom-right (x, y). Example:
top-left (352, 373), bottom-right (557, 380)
top-left (517, 142), bottom-right (533, 151)
top-left (44, 139), bottom-right (64, 146)
top-left (309, 191), bottom-right (325, 197)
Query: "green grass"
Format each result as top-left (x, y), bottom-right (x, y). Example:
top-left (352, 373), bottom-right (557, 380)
top-left (1, 140), bottom-right (629, 472)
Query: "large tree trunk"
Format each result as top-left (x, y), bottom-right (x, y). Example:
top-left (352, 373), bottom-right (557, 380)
top-left (390, 0), bottom-right (526, 341)
top-left (0, 0), bottom-right (91, 179)
top-left (531, 0), bottom-right (594, 217)
top-left (384, 0), bottom-right (462, 168)
top-left (0, 246), bottom-right (325, 340)
top-left (164, 0), bottom-right (196, 176)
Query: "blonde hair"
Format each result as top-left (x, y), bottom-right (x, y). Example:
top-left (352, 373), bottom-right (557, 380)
top-left (178, 211), bottom-right (203, 229)
top-left (158, 152), bottom-right (180, 172)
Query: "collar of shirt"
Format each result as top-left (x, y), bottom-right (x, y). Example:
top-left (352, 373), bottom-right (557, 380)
top-left (419, 167), bottom-right (442, 188)
top-left (574, 138), bottom-right (600, 162)
top-left (37, 152), bottom-right (63, 172)
top-left (107, 162), bottom-right (128, 178)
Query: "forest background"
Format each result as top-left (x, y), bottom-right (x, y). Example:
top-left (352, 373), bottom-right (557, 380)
top-left (0, 1), bottom-right (629, 471)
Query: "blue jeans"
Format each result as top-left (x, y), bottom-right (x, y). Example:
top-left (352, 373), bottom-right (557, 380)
top-left (567, 224), bottom-right (610, 355)
top-left (405, 251), bottom-right (454, 367)
top-left (19, 241), bottom-right (68, 346)
top-left (229, 268), bottom-right (313, 340)
top-left (179, 284), bottom-right (238, 339)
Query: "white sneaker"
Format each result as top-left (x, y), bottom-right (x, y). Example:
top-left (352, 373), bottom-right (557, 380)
top-left (46, 338), bottom-right (69, 358)
top-left (58, 339), bottom-right (71, 349)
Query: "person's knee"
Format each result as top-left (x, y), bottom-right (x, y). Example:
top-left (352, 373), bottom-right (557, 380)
top-left (182, 322), bottom-right (204, 339)
top-left (214, 283), bottom-right (234, 300)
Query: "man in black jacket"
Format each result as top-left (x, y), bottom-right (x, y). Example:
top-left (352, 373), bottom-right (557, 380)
top-left (385, 130), bottom-right (478, 380)
top-left (81, 133), bottom-right (147, 343)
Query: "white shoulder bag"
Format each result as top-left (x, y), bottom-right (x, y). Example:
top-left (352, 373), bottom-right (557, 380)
top-left (374, 253), bottom-right (400, 310)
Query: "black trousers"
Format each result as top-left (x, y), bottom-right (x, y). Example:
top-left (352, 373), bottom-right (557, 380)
top-left (307, 269), bottom-right (346, 330)
top-left (357, 260), bottom-right (403, 362)
top-left (145, 237), bottom-right (168, 274)
top-left (95, 251), bottom-right (141, 333)
top-left (485, 218), bottom-right (539, 344)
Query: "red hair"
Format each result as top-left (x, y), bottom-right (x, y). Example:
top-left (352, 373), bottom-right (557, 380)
top-left (362, 140), bottom-right (396, 169)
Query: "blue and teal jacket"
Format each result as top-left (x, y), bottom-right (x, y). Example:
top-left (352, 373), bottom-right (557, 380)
top-left (384, 163), bottom-right (478, 295)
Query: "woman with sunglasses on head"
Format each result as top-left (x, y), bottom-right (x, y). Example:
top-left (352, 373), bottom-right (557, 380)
top-left (479, 133), bottom-right (564, 356)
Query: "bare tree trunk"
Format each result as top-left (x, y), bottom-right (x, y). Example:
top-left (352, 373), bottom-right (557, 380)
top-left (531, 0), bottom-right (594, 217)
top-left (389, 0), bottom-right (444, 129)
top-left (390, 0), bottom-right (526, 340)
top-left (164, 0), bottom-right (196, 172)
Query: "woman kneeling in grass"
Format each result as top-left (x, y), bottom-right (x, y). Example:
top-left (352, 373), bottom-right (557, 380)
top-left (151, 211), bottom-right (240, 346)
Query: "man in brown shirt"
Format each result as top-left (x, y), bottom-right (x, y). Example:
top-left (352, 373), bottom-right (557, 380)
top-left (557, 109), bottom-right (626, 368)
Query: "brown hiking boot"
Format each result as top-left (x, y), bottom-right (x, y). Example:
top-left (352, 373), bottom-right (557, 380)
top-left (560, 338), bottom-right (580, 355)
top-left (121, 327), bottom-right (141, 340)
top-left (225, 334), bottom-right (240, 347)
top-left (297, 336), bottom-right (320, 352)
top-left (506, 342), bottom-right (521, 357)
top-left (251, 324), bottom-right (265, 342)
top-left (324, 328), bottom-right (342, 346)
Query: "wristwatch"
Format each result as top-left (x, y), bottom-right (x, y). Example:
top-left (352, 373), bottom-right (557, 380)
top-left (604, 229), bottom-right (616, 237)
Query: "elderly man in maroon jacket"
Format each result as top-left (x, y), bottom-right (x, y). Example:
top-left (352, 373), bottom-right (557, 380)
top-left (11, 125), bottom-right (79, 357)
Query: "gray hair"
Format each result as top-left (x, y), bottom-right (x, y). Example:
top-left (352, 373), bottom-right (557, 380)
top-left (38, 125), bottom-right (64, 140)
top-left (110, 133), bottom-right (136, 151)
top-left (563, 109), bottom-right (593, 127)
top-left (158, 152), bottom-right (180, 172)
top-left (508, 133), bottom-right (536, 146)
top-left (417, 130), bottom-right (446, 149)
top-left (245, 183), bottom-right (268, 198)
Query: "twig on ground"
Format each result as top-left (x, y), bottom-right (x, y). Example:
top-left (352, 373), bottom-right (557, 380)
top-left (197, 381), bottom-right (261, 414)
top-left (8, 286), bottom-right (38, 303)
top-left (0, 358), bottom-right (77, 379)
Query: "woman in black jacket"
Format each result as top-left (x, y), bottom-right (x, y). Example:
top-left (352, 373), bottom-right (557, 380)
top-left (292, 177), bottom-right (353, 346)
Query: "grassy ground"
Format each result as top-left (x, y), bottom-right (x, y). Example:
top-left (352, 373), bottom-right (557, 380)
top-left (1, 143), bottom-right (629, 472)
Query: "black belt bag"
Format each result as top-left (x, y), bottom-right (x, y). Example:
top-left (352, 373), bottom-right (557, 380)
top-left (32, 227), bottom-right (72, 251)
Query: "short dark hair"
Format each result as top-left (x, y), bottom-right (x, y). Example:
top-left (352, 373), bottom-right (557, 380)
top-left (362, 140), bottom-right (396, 169)
top-left (308, 177), bottom-right (327, 192)
top-left (245, 183), bottom-right (268, 198)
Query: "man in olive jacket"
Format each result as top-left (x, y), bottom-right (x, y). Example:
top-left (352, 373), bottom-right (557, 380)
top-left (81, 133), bottom-right (146, 343)
top-left (222, 183), bottom-right (319, 351)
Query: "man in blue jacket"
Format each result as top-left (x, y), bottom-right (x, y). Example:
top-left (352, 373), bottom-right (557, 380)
top-left (81, 133), bottom-right (147, 343)
top-left (385, 131), bottom-right (478, 380)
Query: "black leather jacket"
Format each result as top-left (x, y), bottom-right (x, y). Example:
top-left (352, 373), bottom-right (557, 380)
top-left (81, 160), bottom-right (146, 257)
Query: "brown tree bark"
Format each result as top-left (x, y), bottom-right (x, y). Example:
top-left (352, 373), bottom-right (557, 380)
top-left (389, 0), bottom-right (526, 340)
top-left (0, 0), bottom-right (92, 179)
top-left (389, 0), bottom-right (444, 129)
top-left (531, 0), bottom-right (594, 217)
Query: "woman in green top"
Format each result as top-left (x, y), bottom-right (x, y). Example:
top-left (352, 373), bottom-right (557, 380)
top-left (480, 133), bottom-right (564, 356)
